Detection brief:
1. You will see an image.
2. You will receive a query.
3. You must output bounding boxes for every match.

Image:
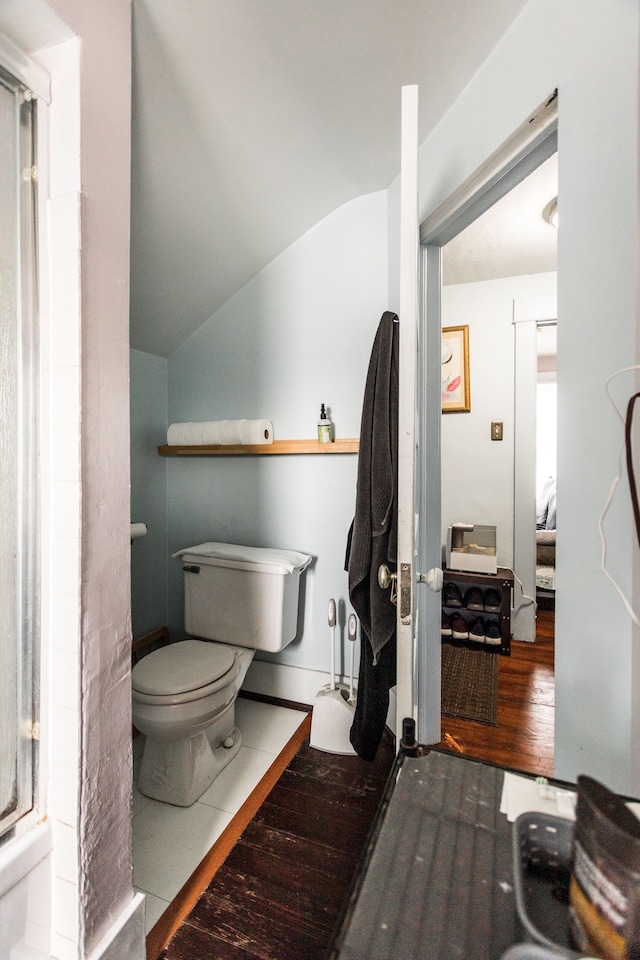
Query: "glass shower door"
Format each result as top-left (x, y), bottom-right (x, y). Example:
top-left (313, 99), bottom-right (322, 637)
top-left (0, 66), bottom-right (38, 836)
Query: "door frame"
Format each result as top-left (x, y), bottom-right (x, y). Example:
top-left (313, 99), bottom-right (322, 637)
top-left (414, 93), bottom-right (558, 743)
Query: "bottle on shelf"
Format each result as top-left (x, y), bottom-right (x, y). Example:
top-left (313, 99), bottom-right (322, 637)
top-left (317, 403), bottom-right (333, 443)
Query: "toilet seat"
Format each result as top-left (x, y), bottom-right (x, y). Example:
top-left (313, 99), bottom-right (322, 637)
top-left (132, 639), bottom-right (240, 705)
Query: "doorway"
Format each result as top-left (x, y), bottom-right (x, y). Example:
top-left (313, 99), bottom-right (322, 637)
top-left (415, 92), bottom-right (558, 749)
top-left (440, 153), bottom-right (557, 645)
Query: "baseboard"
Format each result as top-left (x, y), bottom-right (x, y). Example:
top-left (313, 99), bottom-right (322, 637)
top-left (87, 892), bottom-right (146, 960)
top-left (242, 659), bottom-right (330, 706)
top-left (242, 659), bottom-right (397, 735)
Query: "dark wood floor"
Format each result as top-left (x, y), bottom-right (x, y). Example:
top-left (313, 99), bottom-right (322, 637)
top-left (158, 726), bottom-right (396, 960)
top-left (152, 607), bottom-right (554, 960)
top-left (434, 605), bottom-right (555, 777)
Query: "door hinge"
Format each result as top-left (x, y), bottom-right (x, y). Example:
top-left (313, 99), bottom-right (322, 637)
top-left (22, 165), bottom-right (38, 182)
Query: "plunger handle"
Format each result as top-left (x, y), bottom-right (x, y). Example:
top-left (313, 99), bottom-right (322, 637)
top-left (328, 598), bottom-right (336, 690)
top-left (328, 598), bottom-right (336, 628)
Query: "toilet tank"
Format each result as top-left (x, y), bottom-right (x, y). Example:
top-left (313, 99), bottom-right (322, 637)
top-left (174, 542), bottom-right (312, 653)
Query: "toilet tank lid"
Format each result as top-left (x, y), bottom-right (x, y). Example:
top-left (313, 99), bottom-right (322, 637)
top-left (172, 541), bottom-right (312, 575)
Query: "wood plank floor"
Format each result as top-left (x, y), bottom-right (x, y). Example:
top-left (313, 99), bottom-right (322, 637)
top-left (158, 728), bottom-right (396, 960)
top-left (435, 606), bottom-right (555, 777)
top-left (152, 608), bottom-right (554, 960)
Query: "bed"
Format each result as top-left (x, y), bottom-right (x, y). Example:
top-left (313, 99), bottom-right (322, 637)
top-left (536, 529), bottom-right (556, 592)
top-left (536, 476), bottom-right (556, 596)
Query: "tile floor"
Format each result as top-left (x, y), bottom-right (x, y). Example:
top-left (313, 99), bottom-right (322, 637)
top-left (132, 698), bottom-right (308, 934)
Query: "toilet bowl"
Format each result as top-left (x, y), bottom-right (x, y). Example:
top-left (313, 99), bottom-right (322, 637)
top-left (132, 639), bottom-right (254, 806)
top-left (132, 542), bottom-right (311, 807)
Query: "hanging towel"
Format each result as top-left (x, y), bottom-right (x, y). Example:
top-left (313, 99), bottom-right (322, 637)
top-left (346, 310), bottom-right (399, 760)
top-left (349, 620), bottom-right (396, 761)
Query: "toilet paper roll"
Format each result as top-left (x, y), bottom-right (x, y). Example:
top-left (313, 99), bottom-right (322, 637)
top-left (167, 419), bottom-right (273, 445)
top-left (239, 419), bottom-right (273, 443)
top-left (130, 522), bottom-right (147, 540)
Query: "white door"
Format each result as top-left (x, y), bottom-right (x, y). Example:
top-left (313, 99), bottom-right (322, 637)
top-left (396, 90), bottom-right (558, 747)
top-left (396, 86), bottom-right (443, 746)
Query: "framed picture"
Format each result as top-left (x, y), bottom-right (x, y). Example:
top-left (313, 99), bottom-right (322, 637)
top-left (441, 325), bottom-right (470, 413)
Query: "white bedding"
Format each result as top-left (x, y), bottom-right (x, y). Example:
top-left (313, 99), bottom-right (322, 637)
top-left (536, 564), bottom-right (556, 591)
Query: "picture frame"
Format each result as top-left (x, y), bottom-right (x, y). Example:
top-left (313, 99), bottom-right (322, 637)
top-left (441, 325), bottom-right (470, 413)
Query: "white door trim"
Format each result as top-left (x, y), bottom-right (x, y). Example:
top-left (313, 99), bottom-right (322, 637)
top-left (396, 84), bottom-right (419, 736)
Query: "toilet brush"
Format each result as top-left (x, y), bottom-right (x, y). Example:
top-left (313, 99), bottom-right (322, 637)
top-left (309, 599), bottom-right (356, 755)
top-left (347, 613), bottom-right (356, 705)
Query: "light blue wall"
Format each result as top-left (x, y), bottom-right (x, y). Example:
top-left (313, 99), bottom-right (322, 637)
top-left (130, 0), bottom-right (640, 793)
top-left (162, 191), bottom-right (388, 674)
top-left (402, 0), bottom-right (640, 794)
top-left (130, 348), bottom-right (169, 639)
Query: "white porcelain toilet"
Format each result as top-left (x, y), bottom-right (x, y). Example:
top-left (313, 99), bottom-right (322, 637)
top-left (132, 542), bottom-right (311, 806)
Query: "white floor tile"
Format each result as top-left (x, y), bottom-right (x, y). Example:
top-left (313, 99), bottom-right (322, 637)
top-left (133, 798), bottom-right (233, 902)
top-left (131, 702), bottom-right (307, 911)
top-left (136, 889), bottom-right (170, 935)
top-left (197, 744), bottom-right (277, 814)
top-left (235, 699), bottom-right (306, 754)
top-left (132, 783), bottom-right (151, 818)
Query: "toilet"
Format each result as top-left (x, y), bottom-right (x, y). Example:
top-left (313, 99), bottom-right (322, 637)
top-left (132, 542), bottom-right (312, 806)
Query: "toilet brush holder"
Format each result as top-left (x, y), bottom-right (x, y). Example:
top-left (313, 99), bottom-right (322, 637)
top-left (310, 602), bottom-right (356, 756)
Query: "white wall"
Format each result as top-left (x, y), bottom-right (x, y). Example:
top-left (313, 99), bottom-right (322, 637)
top-left (165, 191), bottom-right (388, 685)
top-left (41, 2), bottom-right (142, 955)
top-left (441, 272), bottom-right (557, 577)
top-left (409, 0), bottom-right (640, 793)
top-left (0, 3), bottom-right (144, 959)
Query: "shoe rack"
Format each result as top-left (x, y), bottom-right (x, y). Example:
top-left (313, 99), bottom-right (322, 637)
top-left (442, 567), bottom-right (514, 655)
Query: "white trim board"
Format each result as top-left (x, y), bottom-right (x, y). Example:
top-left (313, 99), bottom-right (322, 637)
top-left (243, 659), bottom-right (355, 706)
top-left (243, 660), bottom-right (332, 706)
top-left (242, 660), bottom-right (398, 739)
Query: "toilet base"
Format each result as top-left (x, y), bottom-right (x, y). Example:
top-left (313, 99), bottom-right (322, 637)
top-left (137, 724), bottom-right (243, 807)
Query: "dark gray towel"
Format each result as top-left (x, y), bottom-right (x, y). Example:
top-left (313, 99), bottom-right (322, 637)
top-left (346, 311), bottom-right (399, 761)
top-left (347, 310), bottom-right (399, 663)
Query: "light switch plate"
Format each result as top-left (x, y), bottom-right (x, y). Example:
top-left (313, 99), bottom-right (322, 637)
top-left (491, 421), bottom-right (503, 441)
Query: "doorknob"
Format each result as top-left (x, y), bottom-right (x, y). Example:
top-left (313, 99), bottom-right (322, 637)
top-left (417, 567), bottom-right (443, 592)
top-left (377, 564), bottom-right (398, 605)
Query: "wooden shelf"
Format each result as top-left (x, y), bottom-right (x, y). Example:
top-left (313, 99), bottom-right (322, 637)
top-left (158, 438), bottom-right (360, 456)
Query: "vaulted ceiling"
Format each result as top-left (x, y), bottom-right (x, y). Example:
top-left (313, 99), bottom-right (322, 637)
top-left (129, 0), bottom-right (531, 357)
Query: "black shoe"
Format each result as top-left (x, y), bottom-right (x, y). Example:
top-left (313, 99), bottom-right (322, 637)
top-left (444, 582), bottom-right (463, 607)
top-left (464, 586), bottom-right (484, 611)
top-left (441, 612), bottom-right (452, 638)
top-left (468, 617), bottom-right (486, 643)
top-left (483, 589), bottom-right (501, 613)
top-left (485, 619), bottom-right (501, 645)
